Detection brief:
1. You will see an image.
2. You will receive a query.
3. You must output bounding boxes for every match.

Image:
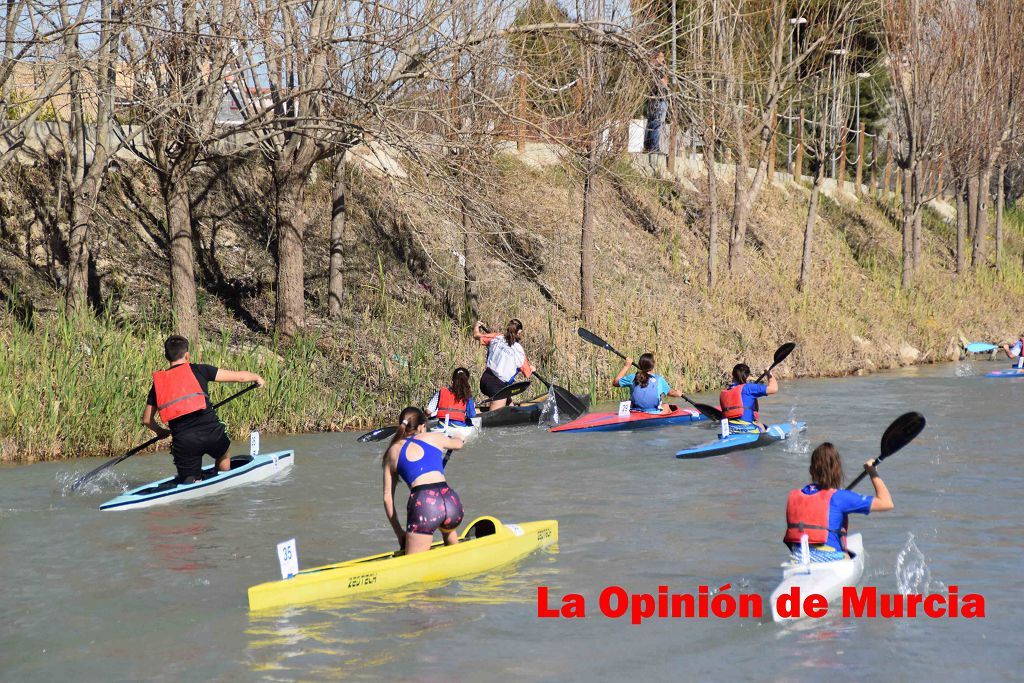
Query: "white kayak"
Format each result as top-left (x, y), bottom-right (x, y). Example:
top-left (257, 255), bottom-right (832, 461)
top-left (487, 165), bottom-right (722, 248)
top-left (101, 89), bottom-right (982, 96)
top-left (99, 450), bottom-right (294, 511)
top-left (428, 419), bottom-right (480, 443)
top-left (769, 533), bottom-right (864, 623)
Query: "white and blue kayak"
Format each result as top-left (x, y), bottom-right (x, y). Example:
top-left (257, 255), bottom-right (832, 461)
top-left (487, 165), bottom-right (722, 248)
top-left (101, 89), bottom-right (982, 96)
top-left (99, 450), bottom-right (294, 511)
top-left (986, 368), bottom-right (1024, 378)
top-left (770, 533), bottom-right (865, 623)
top-left (675, 421), bottom-right (806, 459)
top-left (428, 418), bottom-right (481, 443)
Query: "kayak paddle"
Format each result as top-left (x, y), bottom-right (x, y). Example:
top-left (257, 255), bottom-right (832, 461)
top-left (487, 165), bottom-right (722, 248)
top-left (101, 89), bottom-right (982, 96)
top-left (70, 382), bottom-right (260, 491)
top-left (964, 342), bottom-right (998, 354)
top-left (754, 342), bottom-right (796, 383)
top-left (846, 411), bottom-right (926, 490)
top-left (577, 327), bottom-right (723, 421)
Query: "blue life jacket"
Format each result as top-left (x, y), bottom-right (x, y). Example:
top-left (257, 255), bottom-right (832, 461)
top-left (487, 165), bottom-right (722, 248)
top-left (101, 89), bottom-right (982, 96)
top-left (630, 374), bottom-right (664, 413)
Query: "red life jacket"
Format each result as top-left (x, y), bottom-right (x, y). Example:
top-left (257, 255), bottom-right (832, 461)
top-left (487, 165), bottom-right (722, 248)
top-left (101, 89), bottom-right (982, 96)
top-left (784, 488), bottom-right (847, 548)
top-left (436, 387), bottom-right (468, 423)
top-left (152, 364), bottom-right (208, 423)
top-left (719, 385), bottom-right (745, 419)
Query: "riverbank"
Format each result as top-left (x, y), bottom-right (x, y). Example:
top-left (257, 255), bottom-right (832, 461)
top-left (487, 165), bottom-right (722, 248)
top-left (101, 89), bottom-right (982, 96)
top-left (2, 154), bottom-right (1022, 463)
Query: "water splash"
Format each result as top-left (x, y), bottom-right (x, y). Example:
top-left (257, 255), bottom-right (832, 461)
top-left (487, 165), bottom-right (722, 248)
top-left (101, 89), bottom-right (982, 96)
top-left (781, 407), bottom-right (810, 454)
top-left (954, 361), bottom-right (975, 377)
top-left (895, 533), bottom-right (945, 595)
top-left (537, 391), bottom-right (560, 426)
top-left (55, 469), bottom-right (129, 497)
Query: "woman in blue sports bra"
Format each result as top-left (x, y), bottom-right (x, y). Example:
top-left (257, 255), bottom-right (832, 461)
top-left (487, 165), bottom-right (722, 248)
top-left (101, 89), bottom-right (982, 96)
top-left (382, 407), bottom-right (466, 554)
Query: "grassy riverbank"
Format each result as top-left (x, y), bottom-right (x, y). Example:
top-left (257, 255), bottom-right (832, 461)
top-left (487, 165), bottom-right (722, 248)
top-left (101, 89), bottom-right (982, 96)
top-left (2, 155), bottom-right (1023, 463)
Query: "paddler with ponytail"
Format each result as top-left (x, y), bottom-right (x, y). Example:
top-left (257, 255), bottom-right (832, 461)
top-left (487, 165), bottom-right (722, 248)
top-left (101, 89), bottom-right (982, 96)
top-left (719, 363), bottom-right (778, 433)
top-left (613, 353), bottom-right (682, 413)
top-left (473, 319), bottom-right (534, 410)
top-left (142, 335), bottom-right (265, 484)
top-left (425, 367), bottom-right (477, 426)
top-left (784, 442), bottom-right (894, 561)
top-left (382, 407), bottom-right (466, 554)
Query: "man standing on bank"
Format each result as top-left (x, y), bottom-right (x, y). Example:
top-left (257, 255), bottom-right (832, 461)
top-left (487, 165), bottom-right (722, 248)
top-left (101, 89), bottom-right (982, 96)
top-left (142, 335), bottom-right (265, 484)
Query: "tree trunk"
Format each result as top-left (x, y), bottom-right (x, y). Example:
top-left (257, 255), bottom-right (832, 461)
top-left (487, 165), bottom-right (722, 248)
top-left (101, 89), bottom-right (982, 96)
top-left (328, 157), bottom-right (346, 318)
top-left (702, 132), bottom-right (719, 289)
top-left (911, 167), bottom-right (922, 274)
top-left (995, 164), bottom-right (1005, 269)
top-left (162, 172), bottom-right (199, 340)
top-left (461, 194), bottom-right (479, 323)
top-left (579, 147), bottom-right (597, 324)
top-left (274, 171), bottom-right (307, 339)
top-left (967, 173), bottom-right (980, 253)
top-left (955, 176), bottom-right (966, 274)
top-left (900, 167), bottom-right (914, 289)
top-left (65, 188), bottom-right (93, 312)
top-left (972, 166), bottom-right (992, 268)
top-left (799, 166), bottom-right (825, 292)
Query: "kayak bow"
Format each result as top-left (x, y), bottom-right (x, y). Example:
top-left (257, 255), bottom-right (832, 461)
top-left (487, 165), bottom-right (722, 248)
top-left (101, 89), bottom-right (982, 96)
top-left (478, 393), bottom-right (591, 428)
top-left (99, 450), bottom-right (294, 511)
top-left (985, 368), bottom-right (1024, 378)
top-left (675, 422), bottom-right (806, 459)
top-left (247, 516), bottom-right (558, 611)
top-left (550, 404), bottom-right (706, 433)
top-left (770, 533), bottom-right (865, 623)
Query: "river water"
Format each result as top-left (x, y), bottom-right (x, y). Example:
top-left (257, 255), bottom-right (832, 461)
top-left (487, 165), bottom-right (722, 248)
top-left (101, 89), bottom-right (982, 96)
top-left (2, 360), bottom-right (1021, 681)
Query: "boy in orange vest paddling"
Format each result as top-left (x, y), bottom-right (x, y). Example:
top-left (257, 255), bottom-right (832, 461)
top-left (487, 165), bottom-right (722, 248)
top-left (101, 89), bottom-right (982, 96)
top-left (142, 335), bottom-right (265, 484)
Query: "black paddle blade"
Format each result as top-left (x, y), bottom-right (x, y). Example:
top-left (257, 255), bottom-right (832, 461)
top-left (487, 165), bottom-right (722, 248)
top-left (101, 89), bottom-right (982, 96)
top-left (681, 395), bottom-right (723, 421)
top-left (577, 327), bottom-right (629, 362)
top-left (552, 386), bottom-right (587, 420)
top-left (774, 342), bottom-right (797, 365)
top-left (488, 380), bottom-right (531, 403)
top-left (879, 411), bottom-right (926, 459)
top-left (357, 425), bottom-right (398, 443)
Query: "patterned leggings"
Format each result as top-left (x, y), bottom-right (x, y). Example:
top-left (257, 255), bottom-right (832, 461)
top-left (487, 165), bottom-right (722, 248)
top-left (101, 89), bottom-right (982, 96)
top-left (406, 483), bottom-right (464, 535)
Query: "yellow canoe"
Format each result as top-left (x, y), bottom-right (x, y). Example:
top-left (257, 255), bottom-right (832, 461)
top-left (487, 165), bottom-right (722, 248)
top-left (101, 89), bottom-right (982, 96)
top-left (248, 516), bottom-right (558, 611)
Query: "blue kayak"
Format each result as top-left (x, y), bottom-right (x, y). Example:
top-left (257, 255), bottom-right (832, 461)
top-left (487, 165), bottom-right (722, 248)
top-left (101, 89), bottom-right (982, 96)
top-left (985, 369), bottom-right (1024, 378)
top-left (100, 450), bottom-right (294, 511)
top-left (675, 422), bottom-right (806, 459)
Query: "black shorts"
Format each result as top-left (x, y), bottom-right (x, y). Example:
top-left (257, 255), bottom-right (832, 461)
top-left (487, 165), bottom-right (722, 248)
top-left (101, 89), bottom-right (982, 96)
top-left (171, 424), bottom-right (231, 480)
top-left (480, 368), bottom-right (509, 398)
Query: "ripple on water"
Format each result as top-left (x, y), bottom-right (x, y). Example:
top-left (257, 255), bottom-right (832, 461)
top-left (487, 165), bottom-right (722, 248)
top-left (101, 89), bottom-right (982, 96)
top-left (895, 533), bottom-right (946, 595)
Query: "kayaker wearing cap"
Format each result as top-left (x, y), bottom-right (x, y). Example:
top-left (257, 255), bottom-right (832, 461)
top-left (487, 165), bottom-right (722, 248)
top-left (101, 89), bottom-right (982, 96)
top-left (383, 407), bottom-right (466, 553)
top-left (613, 353), bottom-right (682, 414)
top-left (719, 363), bottom-right (778, 433)
top-left (473, 319), bottom-right (534, 410)
top-left (425, 367), bottom-right (477, 426)
top-left (142, 335), bottom-right (265, 484)
top-left (785, 442), bottom-right (894, 560)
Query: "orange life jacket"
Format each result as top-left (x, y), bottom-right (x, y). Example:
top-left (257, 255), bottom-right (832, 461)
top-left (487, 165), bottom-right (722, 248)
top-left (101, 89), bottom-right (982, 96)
top-left (152, 364), bottom-right (208, 422)
top-left (719, 385), bottom-right (745, 420)
top-left (784, 488), bottom-right (847, 548)
top-left (436, 387), bottom-right (468, 423)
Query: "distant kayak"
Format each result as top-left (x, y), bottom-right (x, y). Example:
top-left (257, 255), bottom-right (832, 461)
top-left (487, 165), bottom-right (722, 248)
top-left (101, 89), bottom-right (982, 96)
top-left (675, 422), bottom-right (806, 459)
top-left (478, 393), bottom-right (590, 428)
top-left (770, 533), bottom-right (865, 623)
top-left (550, 404), bottom-right (706, 433)
top-left (985, 368), bottom-right (1024, 378)
top-left (247, 516), bottom-right (558, 611)
top-left (100, 450), bottom-right (294, 511)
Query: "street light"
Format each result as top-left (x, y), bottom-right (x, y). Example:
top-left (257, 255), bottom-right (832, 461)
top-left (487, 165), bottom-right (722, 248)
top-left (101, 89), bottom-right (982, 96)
top-left (787, 18), bottom-right (808, 174)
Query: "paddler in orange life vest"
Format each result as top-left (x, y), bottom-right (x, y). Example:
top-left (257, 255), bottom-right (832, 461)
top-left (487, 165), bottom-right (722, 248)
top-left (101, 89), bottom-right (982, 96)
top-left (426, 367), bottom-right (478, 427)
top-left (141, 335), bottom-right (265, 484)
top-left (785, 442), bottom-right (894, 561)
top-left (718, 362), bottom-right (778, 434)
top-left (473, 319), bottom-right (534, 410)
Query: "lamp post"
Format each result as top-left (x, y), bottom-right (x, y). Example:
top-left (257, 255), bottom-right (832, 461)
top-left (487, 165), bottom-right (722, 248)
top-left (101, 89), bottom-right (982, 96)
top-left (787, 17), bottom-right (808, 174)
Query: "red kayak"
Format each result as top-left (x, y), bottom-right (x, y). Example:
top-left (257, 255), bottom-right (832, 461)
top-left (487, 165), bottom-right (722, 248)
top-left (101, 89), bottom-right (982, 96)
top-left (550, 404), bottom-right (708, 433)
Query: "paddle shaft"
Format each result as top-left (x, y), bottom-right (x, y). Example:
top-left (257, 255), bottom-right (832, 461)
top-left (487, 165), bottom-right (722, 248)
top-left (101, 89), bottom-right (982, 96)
top-left (71, 383), bottom-right (259, 490)
top-left (846, 455), bottom-right (886, 490)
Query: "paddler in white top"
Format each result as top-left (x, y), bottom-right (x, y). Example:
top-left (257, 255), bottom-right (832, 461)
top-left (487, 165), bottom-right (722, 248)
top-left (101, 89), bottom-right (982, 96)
top-left (473, 319), bottom-right (534, 410)
top-left (142, 335), bottom-right (265, 484)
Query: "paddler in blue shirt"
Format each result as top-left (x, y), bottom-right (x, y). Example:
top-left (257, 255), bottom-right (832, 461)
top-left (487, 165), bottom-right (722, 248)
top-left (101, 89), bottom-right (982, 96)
top-left (785, 442), bottom-right (894, 560)
top-left (999, 334), bottom-right (1024, 363)
top-left (612, 353), bottom-right (682, 414)
top-left (719, 363), bottom-right (778, 433)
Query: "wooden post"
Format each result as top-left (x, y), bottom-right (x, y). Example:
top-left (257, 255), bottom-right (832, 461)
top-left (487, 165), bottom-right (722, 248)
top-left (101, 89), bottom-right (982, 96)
top-left (793, 108), bottom-right (804, 182)
top-left (855, 123), bottom-right (865, 194)
top-left (838, 126), bottom-right (847, 191)
top-left (767, 117), bottom-right (777, 182)
top-left (882, 133), bottom-right (893, 197)
top-left (516, 71), bottom-right (526, 153)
